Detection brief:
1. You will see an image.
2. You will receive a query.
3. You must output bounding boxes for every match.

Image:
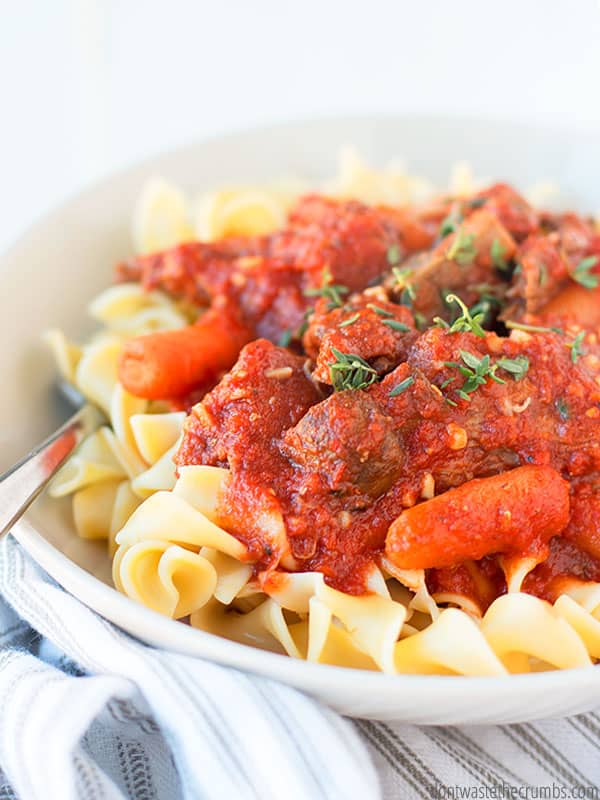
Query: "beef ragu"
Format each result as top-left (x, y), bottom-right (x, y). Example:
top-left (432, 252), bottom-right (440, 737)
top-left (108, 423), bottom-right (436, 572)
top-left (116, 184), bottom-right (600, 614)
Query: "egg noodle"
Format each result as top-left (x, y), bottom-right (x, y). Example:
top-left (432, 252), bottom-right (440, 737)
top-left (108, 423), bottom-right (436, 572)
top-left (45, 150), bottom-right (600, 675)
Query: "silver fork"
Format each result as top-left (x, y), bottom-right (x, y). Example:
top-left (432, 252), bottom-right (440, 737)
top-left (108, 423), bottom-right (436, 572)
top-left (0, 385), bottom-right (105, 537)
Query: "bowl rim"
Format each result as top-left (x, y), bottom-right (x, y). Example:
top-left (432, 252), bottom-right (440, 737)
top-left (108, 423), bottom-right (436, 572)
top-left (4, 109), bottom-right (600, 259)
top-left (6, 112), bottom-right (600, 695)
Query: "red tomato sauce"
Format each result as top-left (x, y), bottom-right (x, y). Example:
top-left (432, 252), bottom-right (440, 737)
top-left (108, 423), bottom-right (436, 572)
top-left (118, 185), bottom-right (600, 608)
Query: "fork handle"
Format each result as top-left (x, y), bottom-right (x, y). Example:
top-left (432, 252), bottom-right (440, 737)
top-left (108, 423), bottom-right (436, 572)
top-left (0, 404), bottom-right (105, 538)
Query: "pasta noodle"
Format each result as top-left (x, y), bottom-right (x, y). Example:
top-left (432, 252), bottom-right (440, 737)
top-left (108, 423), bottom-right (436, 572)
top-left (46, 150), bottom-right (600, 676)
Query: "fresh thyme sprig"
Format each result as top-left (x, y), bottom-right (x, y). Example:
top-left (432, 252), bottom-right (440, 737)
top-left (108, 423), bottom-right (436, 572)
top-left (433, 294), bottom-right (486, 337)
top-left (304, 268), bottom-right (349, 309)
top-left (568, 331), bottom-right (586, 363)
top-left (496, 355), bottom-right (529, 381)
top-left (439, 211), bottom-right (463, 239)
top-left (444, 350), bottom-right (505, 402)
top-left (387, 244), bottom-right (402, 266)
top-left (490, 238), bottom-right (509, 271)
top-left (442, 350), bottom-right (530, 403)
top-left (392, 266), bottom-right (416, 303)
top-left (447, 228), bottom-right (477, 265)
top-left (329, 348), bottom-right (379, 392)
top-left (573, 256), bottom-right (599, 289)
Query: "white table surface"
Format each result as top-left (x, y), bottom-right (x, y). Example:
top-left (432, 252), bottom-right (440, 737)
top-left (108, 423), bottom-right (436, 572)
top-left (2, 0), bottom-right (600, 254)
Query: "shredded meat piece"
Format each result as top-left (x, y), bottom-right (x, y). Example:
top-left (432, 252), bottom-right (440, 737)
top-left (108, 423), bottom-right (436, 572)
top-left (303, 293), bottom-right (417, 384)
top-left (177, 339), bottom-right (320, 469)
top-left (506, 234), bottom-right (569, 314)
top-left (397, 209), bottom-right (516, 323)
top-left (281, 391), bottom-right (403, 502)
top-left (470, 183), bottom-right (538, 241)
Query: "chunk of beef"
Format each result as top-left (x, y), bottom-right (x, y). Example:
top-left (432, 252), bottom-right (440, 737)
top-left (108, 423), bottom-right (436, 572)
top-left (375, 325), bottom-right (600, 489)
top-left (506, 234), bottom-right (569, 315)
top-left (281, 391), bottom-right (403, 502)
top-left (176, 339), bottom-right (321, 469)
top-left (272, 195), bottom-right (404, 291)
top-left (540, 212), bottom-right (600, 266)
top-left (470, 183), bottom-right (538, 241)
top-left (395, 209), bottom-right (516, 323)
top-left (303, 292), bottom-right (417, 384)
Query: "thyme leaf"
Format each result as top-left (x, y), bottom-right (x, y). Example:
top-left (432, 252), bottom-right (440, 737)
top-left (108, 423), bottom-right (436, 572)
top-left (444, 350), bottom-right (505, 401)
top-left (573, 255), bottom-right (599, 289)
top-left (278, 329), bottom-right (292, 347)
top-left (329, 348), bottom-right (379, 392)
top-left (496, 355), bottom-right (529, 380)
top-left (568, 331), bottom-right (586, 363)
top-left (505, 320), bottom-right (564, 335)
top-left (387, 244), bottom-right (402, 266)
top-left (490, 238), bottom-right (509, 271)
top-left (382, 319), bottom-right (410, 332)
top-left (367, 303), bottom-right (394, 317)
top-left (447, 228), bottom-right (477, 265)
top-left (389, 375), bottom-right (415, 397)
top-left (338, 313), bottom-right (360, 329)
top-left (304, 268), bottom-right (349, 309)
top-left (434, 293), bottom-right (486, 337)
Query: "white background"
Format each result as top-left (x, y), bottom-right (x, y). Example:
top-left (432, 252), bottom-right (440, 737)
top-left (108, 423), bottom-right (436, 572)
top-left (2, 0), bottom-right (600, 253)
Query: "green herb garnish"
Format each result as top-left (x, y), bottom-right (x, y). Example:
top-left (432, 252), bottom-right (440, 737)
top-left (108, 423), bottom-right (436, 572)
top-left (278, 329), bottom-right (292, 347)
top-left (467, 197), bottom-right (487, 209)
top-left (296, 308), bottom-right (313, 338)
top-left (367, 303), bottom-right (393, 317)
top-left (387, 244), bottom-right (402, 266)
top-left (556, 397), bottom-right (570, 420)
top-left (439, 212), bottom-right (463, 239)
top-left (573, 256), bottom-right (599, 289)
top-left (447, 228), bottom-right (477, 265)
top-left (539, 263), bottom-right (548, 286)
top-left (490, 238), bottom-right (509, 271)
top-left (433, 294), bottom-right (486, 337)
top-left (338, 313), bottom-right (360, 329)
top-left (505, 321), bottom-right (564, 335)
top-left (444, 350), bottom-right (505, 401)
top-left (392, 266), bottom-right (413, 285)
top-left (382, 319), bottom-right (410, 332)
top-left (496, 355), bottom-right (529, 381)
top-left (468, 295), bottom-right (500, 323)
top-left (329, 348), bottom-right (378, 392)
top-left (389, 375), bottom-right (415, 397)
top-left (568, 331), bottom-right (586, 363)
top-left (392, 266), bottom-right (417, 307)
top-left (304, 268), bottom-right (349, 309)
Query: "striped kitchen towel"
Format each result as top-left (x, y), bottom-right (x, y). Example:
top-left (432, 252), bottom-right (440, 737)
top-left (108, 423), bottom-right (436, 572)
top-left (0, 535), bottom-right (597, 800)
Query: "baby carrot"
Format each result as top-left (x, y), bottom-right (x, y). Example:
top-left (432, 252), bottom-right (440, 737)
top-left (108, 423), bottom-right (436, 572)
top-left (118, 307), bottom-right (251, 399)
top-left (385, 465), bottom-right (569, 570)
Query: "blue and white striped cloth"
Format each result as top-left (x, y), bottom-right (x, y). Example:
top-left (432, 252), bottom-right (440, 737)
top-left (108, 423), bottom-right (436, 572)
top-left (0, 535), bottom-right (598, 800)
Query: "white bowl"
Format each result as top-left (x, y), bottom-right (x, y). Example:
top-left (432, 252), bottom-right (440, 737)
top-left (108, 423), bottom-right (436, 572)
top-left (3, 115), bottom-right (600, 723)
